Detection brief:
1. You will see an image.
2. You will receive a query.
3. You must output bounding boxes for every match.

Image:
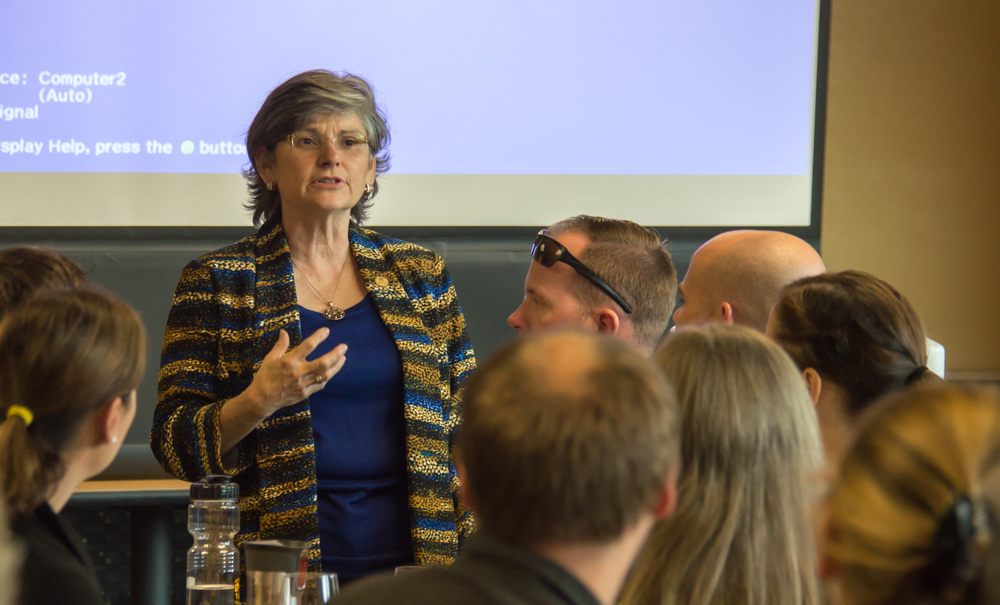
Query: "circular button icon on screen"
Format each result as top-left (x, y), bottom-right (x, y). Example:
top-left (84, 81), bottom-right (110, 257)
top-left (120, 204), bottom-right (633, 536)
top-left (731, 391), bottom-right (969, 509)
top-left (180, 140), bottom-right (195, 155)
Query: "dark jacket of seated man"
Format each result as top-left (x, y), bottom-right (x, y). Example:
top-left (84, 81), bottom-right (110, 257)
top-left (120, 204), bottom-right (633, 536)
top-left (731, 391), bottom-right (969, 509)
top-left (336, 532), bottom-right (599, 605)
top-left (336, 331), bottom-right (680, 605)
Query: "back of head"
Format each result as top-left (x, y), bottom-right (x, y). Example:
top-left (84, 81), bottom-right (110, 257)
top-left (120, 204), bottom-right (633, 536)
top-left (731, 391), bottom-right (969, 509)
top-left (687, 230), bottom-right (826, 332)
top-left (457, 330), bottom-right (679, 545)
top-left (0, 246), bottom-right (85, 318)
top-left (621, 323), bottom-right (824, 605)
top-left (770, 270), bottom-right (932, 416)
top-left (549, 215), bottom-right (678, 352)
top-left (0, 287), bottom-right (146, 517)
top-left (828, 385), bottom-right (1000, 605)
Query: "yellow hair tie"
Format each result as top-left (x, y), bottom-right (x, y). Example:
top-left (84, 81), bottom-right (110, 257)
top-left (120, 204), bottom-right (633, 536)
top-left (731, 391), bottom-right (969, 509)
top-left (6, 405), bottom-right (33, 427)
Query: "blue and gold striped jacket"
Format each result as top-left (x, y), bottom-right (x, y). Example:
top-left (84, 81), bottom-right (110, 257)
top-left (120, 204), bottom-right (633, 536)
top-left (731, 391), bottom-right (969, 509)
top-left (151, 219), bottom-right (476, 571)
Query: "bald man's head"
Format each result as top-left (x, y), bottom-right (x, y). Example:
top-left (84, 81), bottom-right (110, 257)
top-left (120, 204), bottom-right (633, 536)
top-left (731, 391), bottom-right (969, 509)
top-left (672, 230), bottom-right (826, 332)
top-left (457, 330), bottom-right (679, 545)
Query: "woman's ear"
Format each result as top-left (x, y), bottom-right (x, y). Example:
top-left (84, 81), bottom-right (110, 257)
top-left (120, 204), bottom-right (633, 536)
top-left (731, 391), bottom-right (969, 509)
top-left (94, 392), bottom-right (134, 446)
top-left (653, 469), bottom-right (678, 520)
top-left (803, 368), bottom-right (823, 405)
top-left (97, 396), bottom-right (126, 445)
top-left (255, 148), bottom-right (274, 186)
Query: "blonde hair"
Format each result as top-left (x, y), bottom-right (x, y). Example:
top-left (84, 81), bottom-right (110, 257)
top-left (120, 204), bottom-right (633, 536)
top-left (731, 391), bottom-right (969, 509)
top-left (828, 386), bottom-right (1000, 605)
top-left (620, 324), bottom-right (824, 605)
top-left (0, 287), bottom-right (146, 517)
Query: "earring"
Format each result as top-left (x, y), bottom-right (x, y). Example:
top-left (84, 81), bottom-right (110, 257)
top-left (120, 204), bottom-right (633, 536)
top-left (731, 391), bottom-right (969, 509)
top-left (111, 435), bottom-right (118, 443)
top-left (364, 183), bottom-right (373, 196)
top-left (266, 181), bottom-right (274, 191)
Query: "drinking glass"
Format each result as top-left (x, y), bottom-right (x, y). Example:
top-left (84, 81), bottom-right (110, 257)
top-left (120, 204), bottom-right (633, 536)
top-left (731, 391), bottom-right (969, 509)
top-left (286, 573), bottom-right (339, 605)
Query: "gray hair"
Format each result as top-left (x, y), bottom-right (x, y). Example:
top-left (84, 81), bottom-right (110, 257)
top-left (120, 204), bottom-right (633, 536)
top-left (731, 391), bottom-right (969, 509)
top-left (243, 70), bottom-right (391, 226)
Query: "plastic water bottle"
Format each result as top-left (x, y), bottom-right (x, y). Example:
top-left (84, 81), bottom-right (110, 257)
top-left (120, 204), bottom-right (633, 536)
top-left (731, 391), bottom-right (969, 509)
top-left (187, 475), bottom-right (240, 605)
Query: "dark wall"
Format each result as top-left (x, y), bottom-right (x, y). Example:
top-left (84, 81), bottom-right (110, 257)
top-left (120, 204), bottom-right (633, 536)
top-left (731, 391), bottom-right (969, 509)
top-left (0, 229), bottom-right (714, 479)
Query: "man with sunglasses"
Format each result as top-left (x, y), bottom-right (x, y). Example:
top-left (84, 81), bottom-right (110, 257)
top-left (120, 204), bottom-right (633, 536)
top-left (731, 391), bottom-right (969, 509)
top-left (507, 215), bottom-right (677, 356)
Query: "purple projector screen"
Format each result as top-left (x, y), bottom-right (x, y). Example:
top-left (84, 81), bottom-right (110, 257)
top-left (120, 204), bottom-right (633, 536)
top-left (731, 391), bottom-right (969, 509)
top-left (0, 0), bottom-right (822, 227)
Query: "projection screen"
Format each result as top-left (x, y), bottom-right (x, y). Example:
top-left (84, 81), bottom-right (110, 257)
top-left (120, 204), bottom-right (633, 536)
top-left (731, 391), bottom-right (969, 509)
top-left (0, 0), bottom-right (827, 229)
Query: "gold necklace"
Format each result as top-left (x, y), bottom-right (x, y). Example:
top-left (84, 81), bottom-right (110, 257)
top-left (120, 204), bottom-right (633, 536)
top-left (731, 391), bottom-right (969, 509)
top-left (292, 253), bottom-right (351, 320)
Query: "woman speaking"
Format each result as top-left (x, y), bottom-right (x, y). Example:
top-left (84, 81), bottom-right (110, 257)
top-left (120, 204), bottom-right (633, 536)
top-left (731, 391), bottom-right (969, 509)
top-left (151, 70), bottom-right (476, 583)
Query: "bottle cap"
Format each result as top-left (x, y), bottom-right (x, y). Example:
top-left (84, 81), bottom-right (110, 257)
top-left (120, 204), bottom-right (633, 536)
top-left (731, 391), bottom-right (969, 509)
top-left (190, 475), bottom-right (239, 501)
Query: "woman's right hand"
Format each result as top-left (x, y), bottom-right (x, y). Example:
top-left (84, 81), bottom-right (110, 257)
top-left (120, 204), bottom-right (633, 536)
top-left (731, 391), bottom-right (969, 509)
top-left (219, 328), bottom-right (346, 457)
top-left (245, 328), bottom-right (348, 416)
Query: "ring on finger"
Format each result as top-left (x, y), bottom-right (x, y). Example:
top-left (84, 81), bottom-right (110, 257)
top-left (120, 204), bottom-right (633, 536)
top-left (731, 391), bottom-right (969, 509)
top-left (313, 372), bottom-right (325, 385)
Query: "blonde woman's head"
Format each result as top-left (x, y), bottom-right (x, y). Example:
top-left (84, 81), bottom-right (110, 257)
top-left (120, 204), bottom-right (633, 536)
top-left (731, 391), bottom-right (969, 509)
top-left (828, 385), bottom-right (1000, 605)
top-left (620, 323), bottom-right (824, 605)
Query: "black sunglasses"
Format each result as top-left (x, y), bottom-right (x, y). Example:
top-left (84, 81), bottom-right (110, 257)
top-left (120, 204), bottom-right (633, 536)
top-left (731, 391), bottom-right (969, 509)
top-left (531, 231), bottom-right (633, 314)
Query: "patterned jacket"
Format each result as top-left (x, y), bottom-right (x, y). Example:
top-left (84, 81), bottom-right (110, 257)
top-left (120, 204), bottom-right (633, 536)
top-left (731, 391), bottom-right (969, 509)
top-left (151, 219), bottom-right (477, 572)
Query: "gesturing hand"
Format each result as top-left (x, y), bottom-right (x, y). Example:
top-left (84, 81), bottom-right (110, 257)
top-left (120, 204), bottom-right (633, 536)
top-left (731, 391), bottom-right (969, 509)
top-left (246, 328), bottom-right (347, 416)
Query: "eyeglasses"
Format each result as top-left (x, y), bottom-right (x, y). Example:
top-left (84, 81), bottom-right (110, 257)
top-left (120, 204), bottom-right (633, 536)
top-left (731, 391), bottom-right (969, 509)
top-left (531, 231), bottom-right (633, 314)
top-left (286, 131), bottom-right (370, 157)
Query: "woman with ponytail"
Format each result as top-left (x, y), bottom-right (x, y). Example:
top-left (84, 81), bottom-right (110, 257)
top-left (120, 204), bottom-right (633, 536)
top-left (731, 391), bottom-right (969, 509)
top-left (766, 270), bottom-right (939, 469)
top-left (827, 385), bottom-right (1000, 605)
top-left (0, 287), bottom-right (145, 605)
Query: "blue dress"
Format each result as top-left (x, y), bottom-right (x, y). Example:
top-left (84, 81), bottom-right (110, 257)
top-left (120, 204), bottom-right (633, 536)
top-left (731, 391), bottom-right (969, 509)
top-left (299, 294), bottom-right (414, 582)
